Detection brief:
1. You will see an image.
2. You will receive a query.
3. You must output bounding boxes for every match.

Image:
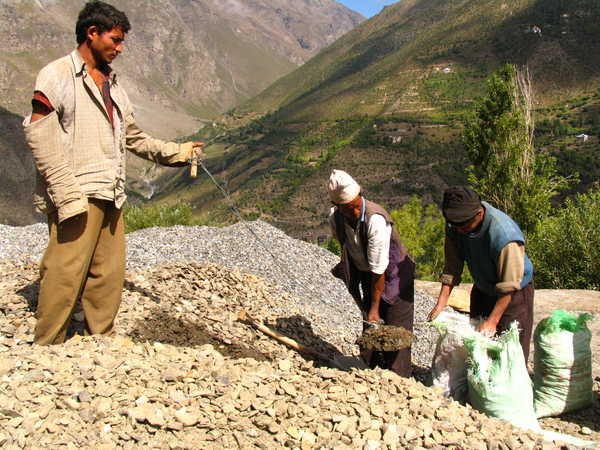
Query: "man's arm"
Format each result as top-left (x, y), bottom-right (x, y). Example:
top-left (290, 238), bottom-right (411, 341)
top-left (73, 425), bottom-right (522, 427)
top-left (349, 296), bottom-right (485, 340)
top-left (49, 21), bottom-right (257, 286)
top-left (367, 272), bottom-right (385, 324)
top-left (24, 98), bottom-right (88, 222)
top-left (123, 113), bottom-right (203, 165)
top-left (477, 241), bottom-right (525, 335)
top-left (428, 229), bottom-right (462, 321)
top-left (477, 292), bottom-right (512, 336)
top-left (31, 100), bottom-right (52, 123)
top-left (365, 215), bottom-right (390, 324)
top-left (428, 283), bottom-right (453, 322)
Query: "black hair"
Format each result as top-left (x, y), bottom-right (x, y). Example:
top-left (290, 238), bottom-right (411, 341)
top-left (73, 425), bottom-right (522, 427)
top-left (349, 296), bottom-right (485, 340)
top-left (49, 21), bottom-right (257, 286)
top-left (75, 1), bottom-right (131, 45)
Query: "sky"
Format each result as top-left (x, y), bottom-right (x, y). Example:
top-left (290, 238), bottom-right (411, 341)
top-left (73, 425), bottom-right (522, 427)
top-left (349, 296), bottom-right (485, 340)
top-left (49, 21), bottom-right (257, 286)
top-left (336, 0), bottom-right (399, 18)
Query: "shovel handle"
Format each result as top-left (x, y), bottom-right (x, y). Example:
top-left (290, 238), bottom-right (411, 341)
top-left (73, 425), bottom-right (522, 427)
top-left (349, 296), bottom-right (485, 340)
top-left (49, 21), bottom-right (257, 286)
top-left (189, 144), bottom-right (201, 179)
top-left (238, 310), bottom-right (331, 362)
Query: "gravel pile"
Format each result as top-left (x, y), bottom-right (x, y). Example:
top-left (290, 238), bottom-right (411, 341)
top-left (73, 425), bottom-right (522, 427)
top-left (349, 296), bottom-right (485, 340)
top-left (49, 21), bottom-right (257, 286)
top-left (0, 221), bottom-right (439, 370)
top-left (0, 221), bottom-right (598, 450)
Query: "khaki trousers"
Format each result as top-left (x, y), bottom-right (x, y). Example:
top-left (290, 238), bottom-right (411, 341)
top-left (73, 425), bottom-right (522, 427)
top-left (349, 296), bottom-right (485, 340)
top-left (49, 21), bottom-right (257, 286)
top-left (35, 198), bottom-right (126, 345)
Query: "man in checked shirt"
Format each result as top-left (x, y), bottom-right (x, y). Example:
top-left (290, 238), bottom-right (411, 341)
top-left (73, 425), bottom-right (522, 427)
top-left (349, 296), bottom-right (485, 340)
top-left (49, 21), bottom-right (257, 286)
top-left (23, 0), bottom-right (203, 345)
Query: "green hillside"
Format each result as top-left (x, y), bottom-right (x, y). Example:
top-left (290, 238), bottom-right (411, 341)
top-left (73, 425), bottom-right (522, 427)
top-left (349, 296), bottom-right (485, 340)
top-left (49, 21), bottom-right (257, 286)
top-left (148, 0), bottom-right (600, 237)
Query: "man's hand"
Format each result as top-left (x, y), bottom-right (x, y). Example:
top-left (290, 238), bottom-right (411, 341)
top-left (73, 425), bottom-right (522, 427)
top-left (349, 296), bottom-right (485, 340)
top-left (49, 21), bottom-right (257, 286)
top-left (366, 309), bottom-right (382, 326)
top-left (191, 141), bottom-right (204, 157)
top-left (428, 283), bottom-right (453, 322)
top-left (188, 142), bottom-right (203, 178)
top-left (477, 319), bottom-right (497, 337)
top-left (426, 303), bottom-right (446, 322)
top-left (476, 292), bottom-right (512, 337)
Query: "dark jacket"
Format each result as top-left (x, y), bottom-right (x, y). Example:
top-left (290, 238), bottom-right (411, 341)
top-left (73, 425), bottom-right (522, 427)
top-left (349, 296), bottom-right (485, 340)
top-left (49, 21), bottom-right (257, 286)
top-left (331, 198), bottom-right (415, 304)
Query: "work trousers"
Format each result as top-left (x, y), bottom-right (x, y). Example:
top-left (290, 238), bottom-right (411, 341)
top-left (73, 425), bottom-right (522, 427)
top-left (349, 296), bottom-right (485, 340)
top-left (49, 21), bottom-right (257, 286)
top-left (470, 279), bottom-right (535, 363)
top-left (350, 270), bottom-right (414, 378)
top-left (35, 198), bottom-right (126, 345)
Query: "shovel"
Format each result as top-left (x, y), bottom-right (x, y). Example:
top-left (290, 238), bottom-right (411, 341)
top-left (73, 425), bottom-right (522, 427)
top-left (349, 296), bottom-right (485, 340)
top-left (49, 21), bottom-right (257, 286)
top-left (237, 310), bottom-right (368, 371)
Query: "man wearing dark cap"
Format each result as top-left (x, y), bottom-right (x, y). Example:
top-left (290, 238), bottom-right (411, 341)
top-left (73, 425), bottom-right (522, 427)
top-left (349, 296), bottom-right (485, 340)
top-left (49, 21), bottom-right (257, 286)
top-left (428, 186), bottom-right (534, 361)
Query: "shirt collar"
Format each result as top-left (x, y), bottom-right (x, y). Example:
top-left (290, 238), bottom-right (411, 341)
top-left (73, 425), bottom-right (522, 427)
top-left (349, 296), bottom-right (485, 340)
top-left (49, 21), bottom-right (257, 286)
top-left (360, 197), bottom-right (366, 222)
top-left (70, 49), bottom-right (117, 83)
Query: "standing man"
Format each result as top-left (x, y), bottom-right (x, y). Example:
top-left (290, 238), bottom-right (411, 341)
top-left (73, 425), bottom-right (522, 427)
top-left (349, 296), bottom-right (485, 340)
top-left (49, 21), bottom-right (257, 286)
top-left (23, 1), bottom-right (203, 345)
top-left (328, 170), bottom-right (415, 377)
top-left (428, 186), bottom-right (535, 361)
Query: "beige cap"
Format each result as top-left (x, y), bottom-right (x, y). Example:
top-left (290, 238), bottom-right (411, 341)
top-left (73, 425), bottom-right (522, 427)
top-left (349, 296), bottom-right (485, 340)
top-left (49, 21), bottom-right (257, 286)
top-left (328, 169), bottom-right (360, 204)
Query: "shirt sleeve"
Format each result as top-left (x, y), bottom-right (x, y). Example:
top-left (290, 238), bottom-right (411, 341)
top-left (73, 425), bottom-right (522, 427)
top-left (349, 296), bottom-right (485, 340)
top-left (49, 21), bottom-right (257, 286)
top-left (495, 241), bottom-right (525, 293)
top-left (23, 111), bottom-right (88, 223)
top-left (123, 112), bottom-right (193, 165)
top-left (328, 209), bottom-right (338, 241)
top-left (366, 214), bottom-right (391, 275)
top-left (439, 226), bottom-right (464, 286)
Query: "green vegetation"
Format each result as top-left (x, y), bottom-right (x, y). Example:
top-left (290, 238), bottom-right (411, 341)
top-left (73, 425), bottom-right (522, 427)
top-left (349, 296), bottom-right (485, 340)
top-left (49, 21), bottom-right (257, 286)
top-left (528, 188), bottom-right (600, 290)
top-left (123, 202), bottom-right (217, 234)
top-left (391, 196), bottom-right (445, 281)
top-left (463, 65), bottom-right (576, 235)
top-left (323, 237), bottom-right (341, 258)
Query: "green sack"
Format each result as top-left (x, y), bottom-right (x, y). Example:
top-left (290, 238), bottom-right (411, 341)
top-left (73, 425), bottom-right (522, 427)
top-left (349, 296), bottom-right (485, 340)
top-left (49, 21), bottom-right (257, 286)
top-left (428, 311), bottom-right (480, 405)
top-left (464, 322), bottom-right (540, 431)
top-left (533, 310), bottom-right (593, 418)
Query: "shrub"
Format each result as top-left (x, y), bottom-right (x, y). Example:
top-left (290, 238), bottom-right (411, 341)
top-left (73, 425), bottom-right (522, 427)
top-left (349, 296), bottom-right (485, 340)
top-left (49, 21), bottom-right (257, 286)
top-left (124, 202), bottom-right (213, 234)
top-left (527, 187), bottom-right (600, 290)
top-left (323, 237), bottom-right (341, 257)
top-left (390, 196), bottom-right (446, 281)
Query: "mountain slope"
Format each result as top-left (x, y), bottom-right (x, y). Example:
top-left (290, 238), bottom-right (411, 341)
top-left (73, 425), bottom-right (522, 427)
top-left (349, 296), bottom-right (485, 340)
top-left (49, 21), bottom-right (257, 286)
top-left (237, 0), bottom-right (600, 122)
top-left (0, 0), bottom-right (364, 137)
top-left (155, 0), bottom-right (600, 237)
top-left (0, 0), bottom-right (363, 226)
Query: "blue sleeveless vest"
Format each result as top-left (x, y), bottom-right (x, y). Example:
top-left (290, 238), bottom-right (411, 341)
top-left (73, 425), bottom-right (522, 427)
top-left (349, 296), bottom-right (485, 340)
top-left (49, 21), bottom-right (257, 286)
top-left (447, 202), bottom-right (533, 297)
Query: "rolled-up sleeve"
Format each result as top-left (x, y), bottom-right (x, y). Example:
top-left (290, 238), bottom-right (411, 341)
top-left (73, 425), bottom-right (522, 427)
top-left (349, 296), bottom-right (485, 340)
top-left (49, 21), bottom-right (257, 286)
top-left (495, 241), bottom-right (525, 293)
top-left (439, 227), bottom-right (464, 286)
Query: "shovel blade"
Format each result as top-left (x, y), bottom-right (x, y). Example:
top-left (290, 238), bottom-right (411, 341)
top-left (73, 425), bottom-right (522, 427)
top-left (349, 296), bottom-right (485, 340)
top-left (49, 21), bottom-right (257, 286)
top-left (331, 355), bottom-right (369, 371)
top-left (356, 325), bottom-right (413, 352)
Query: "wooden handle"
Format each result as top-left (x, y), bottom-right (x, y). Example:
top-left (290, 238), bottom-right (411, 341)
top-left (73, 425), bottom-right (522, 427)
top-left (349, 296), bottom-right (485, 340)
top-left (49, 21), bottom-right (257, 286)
top-left (190, 145), bottom-right (198, 178)
top-left (238, 310), bottom-right (331, 362)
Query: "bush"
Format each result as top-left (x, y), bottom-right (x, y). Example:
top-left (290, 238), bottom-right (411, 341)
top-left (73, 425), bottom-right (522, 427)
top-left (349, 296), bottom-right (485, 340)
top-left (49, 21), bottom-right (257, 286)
top-left (527, 187), bottom-right (600, 290)
top-left (323, 237), bottom-right (341, 257)
top-left (124, 202), bottom-right (213, 234)
top-left (390, 196), bottom-right (446, 281)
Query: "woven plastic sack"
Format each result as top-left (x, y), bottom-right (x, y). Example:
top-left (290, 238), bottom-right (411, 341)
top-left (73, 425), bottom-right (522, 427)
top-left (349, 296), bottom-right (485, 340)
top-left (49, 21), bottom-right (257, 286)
top-left (533, 310), bottom-right (593, 418)
top-left (428, 311), bottom-right (481, 404)
top-left (464, 322), bottom-right (540, 431)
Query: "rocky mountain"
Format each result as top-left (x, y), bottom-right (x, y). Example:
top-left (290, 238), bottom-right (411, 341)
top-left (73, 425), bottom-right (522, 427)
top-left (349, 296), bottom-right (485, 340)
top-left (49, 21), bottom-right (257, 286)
top-left (0, 0), bottom-right (363, 225)
top-left (152, 0), bottom-right (600, 237)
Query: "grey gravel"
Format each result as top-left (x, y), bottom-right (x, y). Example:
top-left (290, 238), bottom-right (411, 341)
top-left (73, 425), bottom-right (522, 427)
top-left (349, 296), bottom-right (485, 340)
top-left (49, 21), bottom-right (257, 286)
top-left (0, 220), bottom-right (439, 370)
top-left (1, 221), bottom-right (598, 449)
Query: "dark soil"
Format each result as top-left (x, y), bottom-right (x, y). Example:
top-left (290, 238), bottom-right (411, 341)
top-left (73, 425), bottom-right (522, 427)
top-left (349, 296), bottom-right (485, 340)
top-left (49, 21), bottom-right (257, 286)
top-left (356, 325), bottom-right (413, 352)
